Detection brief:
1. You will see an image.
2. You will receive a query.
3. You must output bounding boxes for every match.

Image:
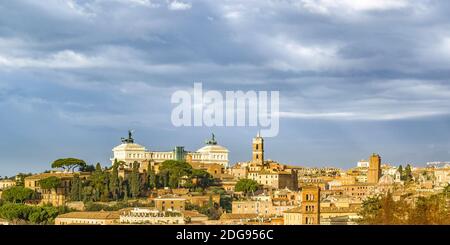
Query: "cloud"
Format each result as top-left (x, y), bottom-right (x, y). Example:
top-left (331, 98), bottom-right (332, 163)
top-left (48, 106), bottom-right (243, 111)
top-left (1, 0), bottom-right (450, 174)
top-left (0, 50), bottom-right (102, 69)
top-left (297, 0), bottom-right (411, 14)
top-left (280, 79), bottom-right (450, 121)
top-left (168, 0), bottom-right (191, 11)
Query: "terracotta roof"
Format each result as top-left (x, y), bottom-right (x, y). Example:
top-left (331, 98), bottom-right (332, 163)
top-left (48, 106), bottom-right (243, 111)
top-left (56, 211), bottom-right (120, 220)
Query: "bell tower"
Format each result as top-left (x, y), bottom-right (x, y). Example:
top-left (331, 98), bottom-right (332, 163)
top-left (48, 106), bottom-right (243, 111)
top-left (252, 132), bottom-right (264, 166)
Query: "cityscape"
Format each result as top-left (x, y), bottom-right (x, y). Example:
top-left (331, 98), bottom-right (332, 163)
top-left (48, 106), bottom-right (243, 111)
top-left (1, 130), bottom-right (449, 225)
top-left (1, 0), bottom-right (450, 231)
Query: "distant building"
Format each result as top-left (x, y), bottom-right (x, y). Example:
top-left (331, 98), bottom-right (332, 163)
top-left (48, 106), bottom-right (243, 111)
top-left (0, 179), bottom-right (16, 199)
top-left (329, 183), bottom-right (376, 200)
top-left (232, 190), bottom-right (299, 217)
top-left (228, 162), bottom-right (248, 180)
top-left (248, 170), bottom-right (298, 190)
top-left (283, 186), bottom-right (320, 225)
top-left (219, 213), bottom-right (260, 225)
top-left (300, 186), bottom-right (320, 224)
top-left (111, 131), bottom-right (229, 170)
top-left (183, 194), bottom-right (220, 208)
top-left (119, 208), bottom-right (184, 225)
top-left (426, 161), bottom-right (450, 168)
top-left (434, 167), bottom-right (450, 186)
top-left (252, 132), bottom-right (264, 166)
top-left (246, 133), bottom-right (298, 190)
top-left (55, 211), bottom-right (119, 225)
top-left (367, 153), bottom-right (381, 184)
top-left (0, 179), bottom-right (16, 190)
top-left (153, 195), bottom-right (186, 212)
top-left (24, 172), bottom-right (90, 206)
top-left (182, 210), bottom-right (208, 224)
top-left (357, 160), bottom-right (369, 168)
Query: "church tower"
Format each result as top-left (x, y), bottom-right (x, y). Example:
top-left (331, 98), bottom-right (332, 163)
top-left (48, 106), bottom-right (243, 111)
top-left (301, 186), bottom-right (320, 225)
top-left (368, 153), bottom-right (382, 184)
top-left (252, 132), bottom-right (264, 166)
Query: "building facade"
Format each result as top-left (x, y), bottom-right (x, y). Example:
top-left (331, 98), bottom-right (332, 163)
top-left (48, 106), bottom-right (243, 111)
top-left (252, 132), bottom-right (264, 166)
top-left (55, 211), bottom-right (119, 225)
top-left (119, 208), bottom-right (185, 225)
top-left (111, 131), bottom-right (229, 170)
top-left (153, 195), bottom-right (186, 212)
top-left (24, 172), bottom-right (90, 206)
top-left (300, 186), bottom-right (320, 225)
top-left (367, 153), bottom-right (382, 184)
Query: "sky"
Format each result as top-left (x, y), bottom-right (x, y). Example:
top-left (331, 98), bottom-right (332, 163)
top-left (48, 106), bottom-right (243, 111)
top-left (1, 0), bottom-right (450, 177)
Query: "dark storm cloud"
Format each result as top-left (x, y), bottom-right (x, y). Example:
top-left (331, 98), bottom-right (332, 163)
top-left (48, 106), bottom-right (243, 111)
top-left (1, 0), bottom-right (450, 176)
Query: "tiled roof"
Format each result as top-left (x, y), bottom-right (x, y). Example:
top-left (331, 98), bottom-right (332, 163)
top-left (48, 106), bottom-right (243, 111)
top-left (56, 211), bottom-right (120, 220)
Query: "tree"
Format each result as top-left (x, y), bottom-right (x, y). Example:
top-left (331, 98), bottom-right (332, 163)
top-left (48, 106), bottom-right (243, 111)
top-left (409, 195), bottom-right (449, 224)
top-left (28, 206), bottom-right (59, 224)
top-left (0, 203), bottom-right (33, 222)
top-left (100, 173), bottom-right (110, 202)
top-left (191, 169), bottom-right (213, 189)
top-left (14, 173), bottom-right (32, 187)
top-left (158, 160), bottom-right (193, 188)
top-left (39, 176), bottom-right (61, 191)
top-left (404, 164), bottom-right (413, 182)
top-left (130, 161), bottom-right (141, 198)
top-left (1, 186), bottom-right (36, 204)
top-left (397, 165), bottom-right (403, 178)
top-left (235, 179), bottom-right (260, 196)
top-left (443, 184), bottom-right (450, 199)
top-left (197, 196), bottom-right (222, 220)
top-left (89, 163), bottom-right (106, 201)
top-left (0, 203), bottom-right (62, 224)
top-left (148, 169), bottom-right (157, 190)
top-left (109, 159), bottom-right (120, 200)
top-left (358, 193), bottom-right (450, 225)
top-left (70, 175), bottom-right (82, 201)
top-left (82, 186), bottom-right (94, 202)
top-left (358, 194), bottom-right (408, 224)
top-left (209, 187), bottom-right (232, 212)
top-left (79, 164), bottom-right (96, 172)
top-left (51, 158), bottom-right (87, 172)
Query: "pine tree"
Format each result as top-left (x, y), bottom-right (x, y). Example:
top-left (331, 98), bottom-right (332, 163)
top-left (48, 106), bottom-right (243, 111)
top-left (148, 169), bottom-right (157, 190)
top-left (91, 163), bottom-right (104, 201)
top-left (70, 175), bottom-right (81, 201)
top-left (123, 184), bottom-right (129, 202)
top-left (397, 165), bottom-right (403, 179)
top-left (130, 161), bottom-right (140, 199)
top-left (109, 159), bottom-right (120, 200)
top-left (404, 164), bottom-right (413, 183)
top-left (100, 173), bottom-right (110, 201)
